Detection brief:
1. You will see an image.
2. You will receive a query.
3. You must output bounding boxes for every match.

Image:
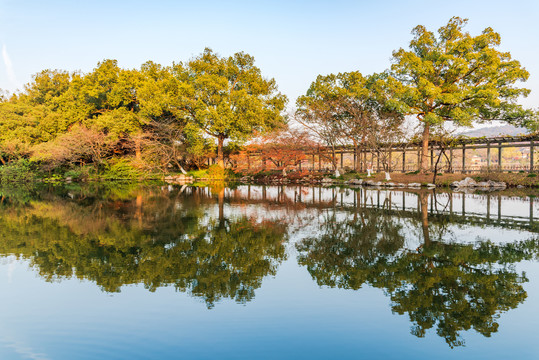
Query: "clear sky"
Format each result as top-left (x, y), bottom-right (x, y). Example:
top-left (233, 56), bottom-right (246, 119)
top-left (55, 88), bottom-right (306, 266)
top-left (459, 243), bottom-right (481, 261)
top-left (1, 0), bottom-right (538, 109)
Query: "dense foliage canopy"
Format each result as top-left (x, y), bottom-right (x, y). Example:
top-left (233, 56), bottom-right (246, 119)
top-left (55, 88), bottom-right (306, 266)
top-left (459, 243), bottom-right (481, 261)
top-left (0, 49), bottom-right (287, 176)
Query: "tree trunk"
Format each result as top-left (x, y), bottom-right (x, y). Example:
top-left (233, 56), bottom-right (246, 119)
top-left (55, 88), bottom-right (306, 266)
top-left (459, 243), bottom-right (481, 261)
top-left (218, 187), bottom-right (225, 228)
top-left (420, 192), bottom-right (430, 247)
top-left (217, 134), bottom-right (225, 168)
top-left (420, 122), bottom-right (430, 173)
top-left (353, 142), bottom-right (359, 172)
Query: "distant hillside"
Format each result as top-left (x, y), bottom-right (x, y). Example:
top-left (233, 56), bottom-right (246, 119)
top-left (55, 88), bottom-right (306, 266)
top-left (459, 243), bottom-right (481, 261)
top-left (459, 125), bottom-right (528, 138)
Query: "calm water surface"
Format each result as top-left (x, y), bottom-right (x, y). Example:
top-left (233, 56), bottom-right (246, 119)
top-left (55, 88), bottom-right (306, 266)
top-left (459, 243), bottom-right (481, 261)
top-left (0, 183), bottom-right (538, 359)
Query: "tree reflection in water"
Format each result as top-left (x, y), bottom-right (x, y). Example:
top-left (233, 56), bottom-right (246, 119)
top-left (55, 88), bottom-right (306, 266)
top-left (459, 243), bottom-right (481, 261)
top-left (297, 191), bottom-right (539, 347)
top-left (0, 184), bottom-right (288, 308)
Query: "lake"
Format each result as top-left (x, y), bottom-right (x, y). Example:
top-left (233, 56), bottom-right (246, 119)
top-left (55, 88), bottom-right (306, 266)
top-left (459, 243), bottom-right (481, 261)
top-left (0, 183), bottom-right (538, 359)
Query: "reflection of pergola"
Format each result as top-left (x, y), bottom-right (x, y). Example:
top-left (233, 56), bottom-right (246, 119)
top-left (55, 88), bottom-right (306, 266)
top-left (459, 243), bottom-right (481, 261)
top-left (241, 134), bottom-right (539, 174)
top-left (189, 186), bottom-right (539, 233)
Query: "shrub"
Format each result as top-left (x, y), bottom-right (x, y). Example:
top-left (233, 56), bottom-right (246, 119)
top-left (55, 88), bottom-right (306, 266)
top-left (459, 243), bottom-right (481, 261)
top-left (207, 164), bottom-right (225, 179)
top-left (100, 159), bottom-right (142, 180)
top-left (0, 160), bottom-right (35, 183)
top-left (527, 173), bottom-right (537, 178)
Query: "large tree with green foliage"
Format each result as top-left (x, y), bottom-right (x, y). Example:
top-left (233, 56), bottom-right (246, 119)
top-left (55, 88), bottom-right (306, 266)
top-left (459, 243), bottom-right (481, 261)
top-left (178, 48), bottom-right (287, 167)
top-left (391, 17), bottom-right (535, 173)
top-left (296, 72), bottom-right (404, 175)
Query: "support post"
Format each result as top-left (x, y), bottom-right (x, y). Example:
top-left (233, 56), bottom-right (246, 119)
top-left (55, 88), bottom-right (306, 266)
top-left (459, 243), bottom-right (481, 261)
top-left (487, 142), bottom-right (491, 172)
top-left (498, 142), bottom-right (502, 172)
top-left (402, 150), bottom-right (406, 173)
top-left (530, 141), bottom-right (534, 173)
top-left (462, 145), bottom-right (466, 174)
top-left (449, 148), bottom-right (454, 173)
top-left (417, 147), bottom-right (421, 172)
top-left (340, 151), bottom-right (344, 169)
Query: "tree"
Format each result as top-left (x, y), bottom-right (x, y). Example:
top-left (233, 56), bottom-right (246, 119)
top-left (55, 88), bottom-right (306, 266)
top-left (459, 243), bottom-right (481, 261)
top-left (247, 127), bottom-right (314, 173)
top-left (297, 72), bottom-right (405, 176)
top-left (391, 17), bottom-right (534, 173)
top-left (296, 75), bottom-right (347, 172)
top-left (359, 74), bottom-right (405, 180)
top-left (179, 48), bottom-right (287, 167)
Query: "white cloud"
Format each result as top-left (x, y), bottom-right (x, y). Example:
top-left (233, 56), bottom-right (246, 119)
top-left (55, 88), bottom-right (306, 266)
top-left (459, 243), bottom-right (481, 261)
top-left (2, 44), bottom-right (20, 90)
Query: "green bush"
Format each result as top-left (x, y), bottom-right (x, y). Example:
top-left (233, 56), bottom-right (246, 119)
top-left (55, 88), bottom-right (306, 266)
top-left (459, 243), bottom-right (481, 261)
top-left (100, 159), bottom-right (142, 180)
top-left (0, 160), bottom-right (35, 183)
top-left (189, 165), bottom-right (229, 179)
top-left (207, 164), bottom-right (225, 179)
top-left (527, 173), bottom-right (537, 178)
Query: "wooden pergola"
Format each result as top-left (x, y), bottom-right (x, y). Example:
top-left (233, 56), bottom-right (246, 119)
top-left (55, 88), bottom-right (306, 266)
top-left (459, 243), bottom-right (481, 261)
top-left (241, 134), bottom-right (539, 174)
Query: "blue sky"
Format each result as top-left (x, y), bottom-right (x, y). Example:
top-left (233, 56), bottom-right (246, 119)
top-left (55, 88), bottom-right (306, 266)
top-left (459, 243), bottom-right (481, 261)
top-left (1, 0), bottom-right (538, 109)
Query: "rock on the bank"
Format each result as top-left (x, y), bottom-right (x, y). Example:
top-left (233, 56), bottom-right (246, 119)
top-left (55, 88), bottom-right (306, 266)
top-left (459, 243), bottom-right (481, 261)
top-left (450, 177), bottom-right (506, 190)
top-left (348, 179), bottom-right (363, 185)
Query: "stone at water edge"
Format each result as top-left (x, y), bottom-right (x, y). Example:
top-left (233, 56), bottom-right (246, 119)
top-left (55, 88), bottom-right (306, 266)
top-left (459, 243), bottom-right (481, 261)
top-left (451, 177), bottom-right (507, 189)
top-left (451, 177), bottom-right (478, 188)
top-left (408, 183), bottom-right (421, 188)
top-left (363, 180), bottom-right (376, 186)
top-left (348, 178), bottom-right (363, 185)
top-left (486, 180), bottom-right (507, 189)
top-left (426, 183), bottom-right (436, 188)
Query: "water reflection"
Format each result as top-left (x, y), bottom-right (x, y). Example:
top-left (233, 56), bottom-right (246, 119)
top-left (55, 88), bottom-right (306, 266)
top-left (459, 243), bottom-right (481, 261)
top-left (0, 183), bottom-right (288, 307)
top-left (0, 183), bottom-right (538, 346)
top-left (296, 192), bottom-right (538, 347)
